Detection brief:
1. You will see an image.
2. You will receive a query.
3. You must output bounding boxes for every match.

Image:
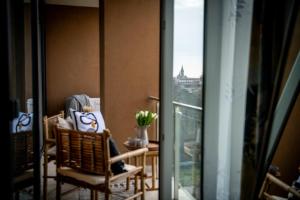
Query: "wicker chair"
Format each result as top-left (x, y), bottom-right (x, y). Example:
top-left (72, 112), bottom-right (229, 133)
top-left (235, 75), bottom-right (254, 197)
top-left (56, 128), bottom-right (148, 200)
top-left (43, 111), bottom-right (64, 200)
top-left (12, 131), bottom-right (34, 199)
top-left (259, 172), bottom-right (300, 199)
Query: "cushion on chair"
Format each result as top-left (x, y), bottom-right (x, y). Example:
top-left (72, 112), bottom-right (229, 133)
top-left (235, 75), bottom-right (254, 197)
top-left (47, 146), bottom-right (56, 157)
top-left (124, 164), bottom-right (137, 172)
top-left (13, 169), bottom-right (34, 184)
top-left (57, 165), bottom-right (137, 186)
top-left (70, 109), bottom-right (105, 133)
top-left (271, 196), bottom-right (287, 200)
top-left (57, 167), bottom-right (105, 185)
top-left (57, 117), bottom-right (73, 130)
top-left (11, 112), bottom-right (33, 133)
top-left (89, 97), bottom-right (100, 111)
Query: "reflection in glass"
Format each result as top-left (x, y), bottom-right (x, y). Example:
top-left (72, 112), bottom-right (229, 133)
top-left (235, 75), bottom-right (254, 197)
top-left (10, 1), bottom-right (34, 199)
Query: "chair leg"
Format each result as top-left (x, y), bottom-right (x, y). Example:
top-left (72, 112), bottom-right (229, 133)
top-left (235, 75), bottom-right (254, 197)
top-left (90, 190), bottom-right (95, 200)
top-left (95, 190), bottom-right (98, 200)
top-left (126, 177), bottom-right (130, 191)
top-left (152, 156), bottom-right (156, 190)
top-left (134, 175), bottom-right (138, 200)
top-left (126, 157), bottom-right (130, 191)
top-left (104, 180), bottom-right (111, 200)
top-left (43, 155), bottom-right (48, 200)
top-left (56, 175), bottom-right (61, 200)
top-left (141, 172), bottom-right (145, 200)
top-left (104, 192), bottom-right (110, 200)
top-left (104, 185), bottom-right (110, 200)
top-left (14, 191), bottom-right (20, 200)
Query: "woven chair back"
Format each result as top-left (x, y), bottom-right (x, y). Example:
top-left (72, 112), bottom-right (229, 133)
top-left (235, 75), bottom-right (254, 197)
top-left (56, 128), bottom-right (110, 175)
top-left (11, 131), bottom-right (33, 176)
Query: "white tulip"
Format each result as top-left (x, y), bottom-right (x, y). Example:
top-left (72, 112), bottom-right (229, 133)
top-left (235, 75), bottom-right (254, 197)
top-left (152, 113), bottom-right (158, 119)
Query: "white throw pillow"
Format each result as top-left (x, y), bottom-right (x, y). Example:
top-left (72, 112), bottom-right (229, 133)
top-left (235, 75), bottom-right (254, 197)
top-left (89, 97), bottom-right (100, 111)
top-left (11, 112), bottom-right (33, 133)
top-left (70, 109), bottom-right (105, 133)
top-left (57, 117), bottom-right (73, 130)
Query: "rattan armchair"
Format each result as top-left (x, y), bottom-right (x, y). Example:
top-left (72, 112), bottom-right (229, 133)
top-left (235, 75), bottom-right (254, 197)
top-left (12, 131), bottom-right (34, 200)
top-left (55, 128), bottom-right (148, 200)
top-left (43, 111), bottom-right (64, 200)
top-left (259, 173), bottom-right (300, 199)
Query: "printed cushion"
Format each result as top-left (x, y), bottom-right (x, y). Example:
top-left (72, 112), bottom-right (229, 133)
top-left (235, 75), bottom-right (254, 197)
top-left (70, 109), bottom-right (105, 133)
top-left (11, 112), bottom-right (33, 133)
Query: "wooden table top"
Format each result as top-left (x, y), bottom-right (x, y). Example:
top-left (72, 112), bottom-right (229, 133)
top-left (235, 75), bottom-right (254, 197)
top-left (123, 140), bottom-right (159, 151)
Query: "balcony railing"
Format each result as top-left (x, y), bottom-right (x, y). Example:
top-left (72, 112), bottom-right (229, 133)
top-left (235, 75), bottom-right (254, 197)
top-left (148, 96), bottom-right (202, 200)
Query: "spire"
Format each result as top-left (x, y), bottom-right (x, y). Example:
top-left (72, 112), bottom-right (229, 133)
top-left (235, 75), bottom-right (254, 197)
top-left (177, 65), bottom-right (187, 79)
top-left (180, 65), bottom-right (184, 76)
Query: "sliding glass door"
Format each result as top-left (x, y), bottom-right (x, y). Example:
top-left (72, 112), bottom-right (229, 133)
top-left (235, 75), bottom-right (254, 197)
top-left (160, 0), bottom-right (204, 199)
top-left (2, 0), bottom-right (44, 198)
top-left (173, 1), bottom-right (203, 199)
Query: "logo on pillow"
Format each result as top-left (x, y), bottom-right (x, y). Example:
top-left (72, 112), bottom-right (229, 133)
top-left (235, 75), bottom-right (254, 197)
top-left (70, 109), bottom-right (105, 133)
top-left (79, 112), bottom-right (98, 131)
top-left (11, 112), bottom-right (33, 133)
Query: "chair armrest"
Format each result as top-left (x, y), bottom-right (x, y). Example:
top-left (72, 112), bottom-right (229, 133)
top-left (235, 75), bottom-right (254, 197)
top-left (110, 148), bottom-right (148, 164)
top-left (267, 173), bottom-right (300, 198)
top-left (149, 140), bottom-right (159, 144)
top-left (261, 173), bottom-right (300, 199)
top-left (45, 138), bottom-right (56, 144)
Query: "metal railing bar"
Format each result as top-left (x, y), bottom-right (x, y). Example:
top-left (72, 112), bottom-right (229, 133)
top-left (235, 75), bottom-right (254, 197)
top-left (173, 101), bottom-right (202, 111)
top-left (148, 96), bottom-right (203, 111)
top-left (148, 96), bottom-right (160, 101)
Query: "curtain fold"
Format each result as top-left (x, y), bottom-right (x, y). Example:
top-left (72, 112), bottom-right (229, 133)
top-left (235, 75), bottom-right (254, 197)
top-left (241, 0), bottom-right (299, 199)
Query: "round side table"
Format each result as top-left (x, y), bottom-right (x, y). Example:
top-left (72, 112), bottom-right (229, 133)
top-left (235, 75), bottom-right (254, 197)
top-left (123, 140), bottom-right (159, 190)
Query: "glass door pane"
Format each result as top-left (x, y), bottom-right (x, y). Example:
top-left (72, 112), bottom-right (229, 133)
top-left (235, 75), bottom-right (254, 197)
top-left (9, 1), bottom-right (35, 198)
top-left (173, 0), bottom-right (204, 199)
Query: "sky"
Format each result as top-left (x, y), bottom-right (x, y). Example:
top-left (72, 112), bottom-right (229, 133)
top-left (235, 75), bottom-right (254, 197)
top-left (173, 0), bottom-right (204, 78)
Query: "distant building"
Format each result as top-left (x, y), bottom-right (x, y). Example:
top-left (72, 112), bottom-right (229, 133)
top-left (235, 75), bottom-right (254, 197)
top-left (177, 65), bottom-right (188, 79)
top-left (174, 65), bottom-right (202, 87)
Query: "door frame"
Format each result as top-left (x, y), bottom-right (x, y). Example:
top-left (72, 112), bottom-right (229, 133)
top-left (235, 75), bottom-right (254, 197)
top-left (159, 0), bottom-right (174, 199)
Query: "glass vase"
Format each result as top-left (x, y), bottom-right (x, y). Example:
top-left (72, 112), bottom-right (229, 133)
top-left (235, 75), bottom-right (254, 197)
top-left (136, 125), bottom-right (149, 147)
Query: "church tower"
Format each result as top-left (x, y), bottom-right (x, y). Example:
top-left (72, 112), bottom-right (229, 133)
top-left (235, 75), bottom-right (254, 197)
top-left (177, 65), bottom-right (187, 79)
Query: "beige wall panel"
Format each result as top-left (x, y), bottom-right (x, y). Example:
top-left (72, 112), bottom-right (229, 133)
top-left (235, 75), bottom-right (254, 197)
top-left (104, 0), bottom-right (160, 152)
top-left (46, 5), bottom-right (100, 115)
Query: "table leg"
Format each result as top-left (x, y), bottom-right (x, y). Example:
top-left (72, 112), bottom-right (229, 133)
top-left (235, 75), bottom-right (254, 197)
top-left (152, 156), bottom-right (156, 190)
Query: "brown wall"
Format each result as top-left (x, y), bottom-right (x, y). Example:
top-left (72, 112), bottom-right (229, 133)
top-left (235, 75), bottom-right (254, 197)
top-left (271, 11), bottom-right (300, 187)
top-left (46, 5), bottom-right (100, 115)
top-left (45, 2), bottom-right (160, 152)
top-left (103, 0), bottom-right (160, 152)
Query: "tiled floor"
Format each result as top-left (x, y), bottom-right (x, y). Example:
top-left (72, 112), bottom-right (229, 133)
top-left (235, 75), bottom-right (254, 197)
top-left (46, 180), bottom-right (158, 200)
top-left (19, 161), bottom-right (158, 200)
